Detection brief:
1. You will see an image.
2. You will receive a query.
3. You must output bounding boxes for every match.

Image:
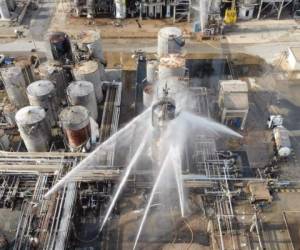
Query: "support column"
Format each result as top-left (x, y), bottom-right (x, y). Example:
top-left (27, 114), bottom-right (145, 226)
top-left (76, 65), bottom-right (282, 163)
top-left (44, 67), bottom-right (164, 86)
top-left (278, 0), bottom-right (285, 20)
top-left (257, 0), bottom-right (263, 19)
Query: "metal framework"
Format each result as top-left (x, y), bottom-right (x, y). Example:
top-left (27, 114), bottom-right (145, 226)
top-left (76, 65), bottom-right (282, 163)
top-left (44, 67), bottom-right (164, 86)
top-left (257, 0), bottom-right (294, 20)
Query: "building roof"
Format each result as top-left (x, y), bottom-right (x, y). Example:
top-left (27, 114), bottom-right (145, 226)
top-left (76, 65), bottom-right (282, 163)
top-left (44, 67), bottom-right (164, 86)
top-left (223, 92), bottom-right (249, 110)
top-left (220, 80), bottom-right (248, 93)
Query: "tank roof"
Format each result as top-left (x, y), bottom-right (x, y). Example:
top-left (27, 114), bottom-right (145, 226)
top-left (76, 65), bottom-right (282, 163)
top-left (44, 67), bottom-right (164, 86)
top-left (59, 106), bottom-right (90, 129)
top-left (74, 60), bottom-right (98, 74)
top-left (15, 106), bottom-right (46, 125)
top-left (159, 27), bottom-right (182, 38)
top-left (27, 80), bottom-right (55, 97)
top-left (67, 80), bottom-right (94, 97)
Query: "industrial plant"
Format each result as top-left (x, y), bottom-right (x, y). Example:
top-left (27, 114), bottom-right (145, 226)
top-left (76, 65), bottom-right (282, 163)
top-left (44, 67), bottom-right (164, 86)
top-left (0, 0), bottom-right (300, 249)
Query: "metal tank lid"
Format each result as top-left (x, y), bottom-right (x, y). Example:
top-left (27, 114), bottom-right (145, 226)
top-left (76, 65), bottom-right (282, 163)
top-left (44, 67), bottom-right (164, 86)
top-left (59, 106), bottom-right (90, 130)
top-left (15, 106), bottom-right (46, 125)
top-left (78, 30), bottom-right (101, 44)
top-left (159, 54), bottom-right (185, 68)
top-left (48, 31), bottom-right (68, 43)
top-left (74, 60), bottom-right (98, 75)
top-left (159, 27), bottom-right (182, 38)
top-left (67, 80), bottom-right (94, 97)
top-left (27, 80), bottom-right (55, 97)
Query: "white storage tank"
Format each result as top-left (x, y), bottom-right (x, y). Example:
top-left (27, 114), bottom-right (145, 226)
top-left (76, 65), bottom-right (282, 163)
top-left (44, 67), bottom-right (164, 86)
top-left (67, 80), bottom-right (98, 120)
top-left (1, 66), bottom-right (29, 108)
top-left (27, 80), bottom-right (58, 127)
top-left (158, 54), bottom-right (186, 80)
top-left (147, 60), bottom-right (158, 84)
top-left (239, 4), bottom-right (255, 20)
top-left (0, 0), bottom-right (11, 20)
top-left (157, 76), bottom-right (189, 102)
top-left (114, 0), bottom-right (126, 19)
top-left (73, 60), bottom-right (103, 102)
top-left (59, 106), bottom-right (91, 149)
top-left (273, 126), bottom-right (292, 158)
top-left (15, 106), bottom-right (51, 152)
top-left (14, 56), bottom-right (35, 86)
top-left (157, 27), bottom-right (184, 58)
top-left (39, 61), bottom-right (73, 104)
top-left (77, 30), bottom-right (105, 65)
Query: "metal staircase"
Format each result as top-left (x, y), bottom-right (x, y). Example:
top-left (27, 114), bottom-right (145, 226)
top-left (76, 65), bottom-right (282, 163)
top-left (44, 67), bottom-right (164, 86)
top-left (173, 0), bottom-right (191, 23)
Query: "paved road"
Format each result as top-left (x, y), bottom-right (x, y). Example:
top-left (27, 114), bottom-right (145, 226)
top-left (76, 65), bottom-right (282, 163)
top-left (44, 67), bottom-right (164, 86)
top-left (0, 38), bottom-right (298, 64)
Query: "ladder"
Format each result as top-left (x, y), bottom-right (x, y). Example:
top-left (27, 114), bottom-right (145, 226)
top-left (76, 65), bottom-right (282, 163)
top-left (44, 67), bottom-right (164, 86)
top-left (173, 0), bottom-right (191, 23)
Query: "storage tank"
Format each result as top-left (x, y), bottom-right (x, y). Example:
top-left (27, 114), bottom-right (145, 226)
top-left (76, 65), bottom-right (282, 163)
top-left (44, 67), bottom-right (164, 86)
top-left (152, 94), bottom-right (176, 129)
top-left (157, 27), bottom-right (184, 58)
top-left (39, 61), bottom-right (73, 104)
top-left (27, 80), bottom-right (58, 127)
top-left (14, 56), bottom-right (35, 86)
top-left (86, 0), bottom-right (95, 18)
top-left (147, 60), bottom-right (158, 84)
top-left (73, 60), bottom-right (103, 102)
top-left (77, 30), bottom-right (105, 65)
top-left (3, 103), bottom-right (17, 126)
top-left (15, 106), bottom-right (51, 152)
top-left (143, 83), bottom-right (154, 108)
top-left (59, 106), bottom-right (91, 149)
top-left (115, 0), bottom-right (126, 19)
top-left (1, 66), bottom-right (29, 108)
top-left (48, 32), bottom-right (73, 63)
top-left (273, 126), bottom-right (291, 158)
top-left (0, 0), bottom-right (10, 20)
top-left (67, 81), bottom-right (98, 120)
top-left (158, 54), bottom-right (186, 80)
top-left (157, 76), bottom-right (189, 103)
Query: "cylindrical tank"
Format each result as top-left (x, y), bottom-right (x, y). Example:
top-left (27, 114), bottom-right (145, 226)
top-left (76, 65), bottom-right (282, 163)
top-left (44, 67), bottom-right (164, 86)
top-left (143, 84), bottom-right (154, 108)
top-left (158, 54), bottom-right (186, 80)
top-left (152, 96), bottom-right (176, 129)
top-left (86, 0), bottom-right (95, 18)
top-left (39, 61), bottom-right (73, 104)
top-left (15, 106), bottom-right (51, 152)
top-left (27, 80), bottom-right (58, 127)
top-left (3, 103), bottom-right (17, 126)
top-left (73, 60), bottom-right (103, 102)
top-left (0, 0), bottom-right (10, 20)
top-left (115, 0), bottom-right (126, 19)
top-left (1, 66), bottom-right (29, 108)
top-left (157, 76), bottom-right (188, 99)
top-left (273, 126), bottom-right (291, 158)
top-left (77, 30), bottom-right (105, 65)
top-left (238, 4), bottom-right (255, 20)
top-left (59, 106), bottom-right (91, 149)
top-left (67, 81), bottom-right (98, 120)
top-left (147, 60), bottom-right (158, 84)
top-left (48, 32), bottom-right (73, 63)
top-left (14, 56), bottom-right (35, 86)
top-left (243, 0), bottom-right (258, 4)
top-left (157, 27), bottom-right (184, 58)
top-left (6, 0), bottom-right (16, 11)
